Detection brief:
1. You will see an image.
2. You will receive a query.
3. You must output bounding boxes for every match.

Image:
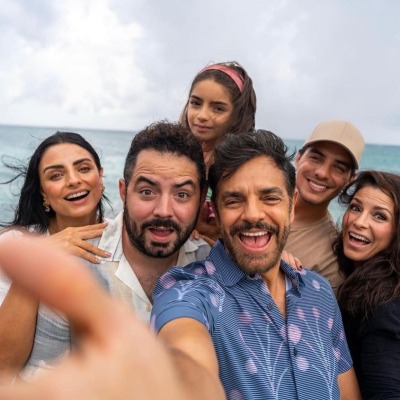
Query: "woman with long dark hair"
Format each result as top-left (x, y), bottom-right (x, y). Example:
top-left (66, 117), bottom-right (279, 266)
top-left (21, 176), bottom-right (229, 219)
top-left (0, 131), bottom-right (110, 382)
top-left (336, 170), bottom-right (400, 398)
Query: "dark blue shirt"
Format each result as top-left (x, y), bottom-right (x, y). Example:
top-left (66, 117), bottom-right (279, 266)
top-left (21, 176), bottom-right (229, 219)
top-left (152, 240), bottom-right (353, 400)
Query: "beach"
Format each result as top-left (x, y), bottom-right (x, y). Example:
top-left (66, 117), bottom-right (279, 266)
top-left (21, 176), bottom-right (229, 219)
top-left (1, 124), bottom-right (399, 225)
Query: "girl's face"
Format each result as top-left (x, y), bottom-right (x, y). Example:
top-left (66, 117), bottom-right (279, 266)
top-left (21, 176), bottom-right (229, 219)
top-left (342, 185), bottom-right (395, 263)
top-left (39, 143), bottom-right (104, 230)
top-left (187, 79), bottom-right (234, 151)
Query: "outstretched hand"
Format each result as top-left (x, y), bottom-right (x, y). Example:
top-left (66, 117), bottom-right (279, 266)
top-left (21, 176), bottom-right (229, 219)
top-left (45, 222), bottom-right (110, 264)
top-left (0, 236), bottom-right (187, 399)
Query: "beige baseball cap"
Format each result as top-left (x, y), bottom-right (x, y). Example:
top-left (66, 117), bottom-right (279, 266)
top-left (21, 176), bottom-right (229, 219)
top-left (302, 120), bottom-right (365, 169)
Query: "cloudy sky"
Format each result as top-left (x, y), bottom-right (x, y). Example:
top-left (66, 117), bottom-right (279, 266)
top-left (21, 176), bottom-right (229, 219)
top-left (0, 0), bottom-right (399, 145)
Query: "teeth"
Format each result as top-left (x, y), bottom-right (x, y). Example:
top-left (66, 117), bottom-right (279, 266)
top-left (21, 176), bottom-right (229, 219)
top-left (309, 181), bottom-right (327, 190)
top-left (349, 232), bottom-right (370, 243)
top-left (66, 191), bottom-right (88, 200)
top-left (241, 231), bottom-right (268, 237)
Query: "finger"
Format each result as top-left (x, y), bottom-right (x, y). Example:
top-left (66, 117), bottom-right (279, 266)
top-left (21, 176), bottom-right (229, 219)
top-left (78, 222), bottom-right (109, 231)
top-left (0, 236), bottom-right (114, 338)
top-left (73, 240), bottom-right (111, 260)
top-left (199, 235), bottom-right (216, 247)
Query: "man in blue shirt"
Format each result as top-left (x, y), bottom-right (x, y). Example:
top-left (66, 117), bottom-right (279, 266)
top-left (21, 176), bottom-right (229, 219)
top-left (151, 130), bottom-right (360, 399)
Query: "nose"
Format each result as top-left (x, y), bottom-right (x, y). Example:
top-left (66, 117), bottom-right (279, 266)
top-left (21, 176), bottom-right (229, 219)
top-left (197, 105), bottom-right (210, 122)
top-left (242, 199), bottom-right (265, 224)
top-left (353, 211), bottom-right (369, 229)
top-left (314, 162), bottom-right (329, 179)
top-left (66, 170), bottom-right (81, 187)
top-left (154, 194), bottom-right (174, 218)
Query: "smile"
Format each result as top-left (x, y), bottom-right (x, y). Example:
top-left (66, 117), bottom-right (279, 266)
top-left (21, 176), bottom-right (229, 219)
top-left (239, 231), bottom-right (272, 249)
top-left (349, 232), bottom-right (370, 244)
top-left (65, 191), bottom-right (89, 201)
top-left (308, 180), bottom-right (328, 191)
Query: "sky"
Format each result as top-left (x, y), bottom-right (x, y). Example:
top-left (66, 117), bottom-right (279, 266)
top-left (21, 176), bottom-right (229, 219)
top-left (0, 0), bottom-right (399, 145)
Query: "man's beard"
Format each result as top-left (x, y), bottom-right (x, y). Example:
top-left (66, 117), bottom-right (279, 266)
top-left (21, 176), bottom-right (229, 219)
top-left (222, 221), bottom-right (290, 275)
top-left (123, 206), bottom-right (197, 259)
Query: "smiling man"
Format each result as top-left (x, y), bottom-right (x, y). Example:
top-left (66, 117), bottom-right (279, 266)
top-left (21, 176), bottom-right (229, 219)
top-left (285, 120), bottom-right (365, 291)
top-left (152, 130), bottom-right (360, 399)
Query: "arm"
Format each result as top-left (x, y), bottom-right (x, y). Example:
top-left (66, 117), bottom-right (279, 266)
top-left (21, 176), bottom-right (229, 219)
top-left (0, 236), bottom-right (223, 399)
top-left (0, 283), bottom-right (38, 384)
top-left (44, 222), bottom-right (110, 264)
top-left (0, 222), bottom-right (109, 383)
top-left (338, 367), bottom-right (361, 400)
top-left (193, 201), bottom-right (220, 246)
top-left (158, 318), bottom-right (225, 400)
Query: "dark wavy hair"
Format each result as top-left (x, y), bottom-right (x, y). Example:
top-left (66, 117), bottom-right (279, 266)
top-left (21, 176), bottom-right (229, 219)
top-left (179, 61), bottom-right (257, 135)
top-left (123, 121), bottom-right (206, 193)
top-left (209, 130), bottom-right (296, 214)
top-left (1, 131), bottom-right (108, 233)
top-left (336, 170), bottom-right (400, 318)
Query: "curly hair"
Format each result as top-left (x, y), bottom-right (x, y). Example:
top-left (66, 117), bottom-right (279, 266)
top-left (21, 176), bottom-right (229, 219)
top-left (123, 120), bottom-right (206, 193)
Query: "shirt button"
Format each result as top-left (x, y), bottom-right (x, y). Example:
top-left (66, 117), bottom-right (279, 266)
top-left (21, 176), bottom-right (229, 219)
top-left (146, 305), bottom-right (152, 312)
top-left (267, 303), bottom-right (274, 310)
top-left (293, 348), bottom-right (298, 357)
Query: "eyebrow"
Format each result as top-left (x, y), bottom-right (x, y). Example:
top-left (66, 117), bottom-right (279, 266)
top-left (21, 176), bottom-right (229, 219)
top-left (309, 148), bottom-right (351, 169)
top-left (43, 158), bottom-right (93, 173)
top-left (135, 176), bottom-right (196, 190)
top-left (221, 187), bottom-right (284, 200)
top-left (190, 95), bottom-right (229, 107)
top-left (352, 197), bottom-right (393, 214)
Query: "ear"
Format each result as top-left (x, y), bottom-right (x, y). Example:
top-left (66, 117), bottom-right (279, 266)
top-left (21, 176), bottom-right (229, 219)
top-left (348, 171), bottom-right (357, 184)
top-left (99, 167), bottom-right (104, 187)
top-left (211, 199), bottom-right (220, 226)
top-left (294, 151), bottom-right (302, 168)
top-left (119, 178), bottom-right (127, 203)
top-left (290, 189), bottom-right (298, 224)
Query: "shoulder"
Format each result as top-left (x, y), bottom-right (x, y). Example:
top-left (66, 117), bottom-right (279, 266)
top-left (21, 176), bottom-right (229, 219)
top-left (179, 239), bottom-right (211, 265)
top-left (154, 261), bottom-right (215, 297)
top-left (365, 298), bottom-right (400, 330)
top-left (152, 261), bottom-right (224, 333)
top-left (296, 268), bottom-right (337, 303)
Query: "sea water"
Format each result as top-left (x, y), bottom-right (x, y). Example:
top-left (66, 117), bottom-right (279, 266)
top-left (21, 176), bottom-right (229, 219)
top-left (1, 124), bottom-right (399, 225)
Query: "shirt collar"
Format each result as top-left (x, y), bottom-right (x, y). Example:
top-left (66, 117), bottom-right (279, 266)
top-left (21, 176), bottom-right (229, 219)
top-left (209, 239), bottom-right (305, 292)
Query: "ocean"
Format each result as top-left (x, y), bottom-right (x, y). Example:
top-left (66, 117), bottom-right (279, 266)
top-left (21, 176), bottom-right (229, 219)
top-left (1, 124), bottom-right (399, 225)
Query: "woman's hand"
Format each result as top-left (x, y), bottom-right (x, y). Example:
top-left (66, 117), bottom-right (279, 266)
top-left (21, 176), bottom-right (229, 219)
top-left (45, 222), bottom-right (110, 264)
top-left (281, 250), bottom-right (302, 271)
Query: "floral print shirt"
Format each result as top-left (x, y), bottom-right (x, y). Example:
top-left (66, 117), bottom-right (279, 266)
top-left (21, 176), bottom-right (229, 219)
top-left (152, 240), bottom-right (352, 400)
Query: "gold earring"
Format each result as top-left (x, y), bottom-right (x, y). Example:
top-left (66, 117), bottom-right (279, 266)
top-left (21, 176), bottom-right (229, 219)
top-left (43, 200), bottom-right (50, 213)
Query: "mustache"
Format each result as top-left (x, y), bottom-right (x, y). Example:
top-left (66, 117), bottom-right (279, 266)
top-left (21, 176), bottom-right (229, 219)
top-left (230, 221), bottom-right (279, 236)
top-left (141, 218), bottom-right (181, 232)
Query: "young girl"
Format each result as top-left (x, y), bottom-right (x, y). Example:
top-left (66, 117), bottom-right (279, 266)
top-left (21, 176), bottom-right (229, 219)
top-left (179, 61), bottom-right (257, 243)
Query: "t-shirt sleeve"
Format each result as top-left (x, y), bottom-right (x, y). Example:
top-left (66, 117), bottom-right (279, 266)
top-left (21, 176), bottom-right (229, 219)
top-left (151, 268), bottom-right (222, 334)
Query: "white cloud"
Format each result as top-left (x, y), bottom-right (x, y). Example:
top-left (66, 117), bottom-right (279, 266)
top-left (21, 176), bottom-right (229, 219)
top-left (0, 0), bottom-right (400, 144)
